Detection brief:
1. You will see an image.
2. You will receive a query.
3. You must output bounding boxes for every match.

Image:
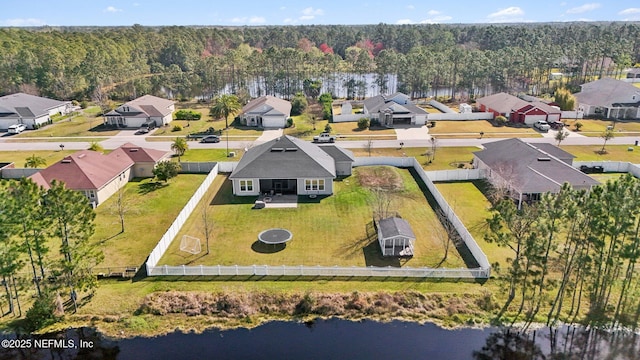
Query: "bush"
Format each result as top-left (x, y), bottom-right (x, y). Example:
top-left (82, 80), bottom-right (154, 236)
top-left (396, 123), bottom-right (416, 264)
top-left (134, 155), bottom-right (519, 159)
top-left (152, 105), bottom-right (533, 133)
top-left (24, 292), bottom-right (59, 332)
top-left (575, 122), bottom-right (583, 131)
top-left (175, 110), bottom-right (202, 120)
top-left (357, 117), bottom-right (370, 130)
top-left (494, 115), bottom-right (507, 126)
top-left (286, 118), bottom-right (294, 128)
top-left (324, 124), bottom-right (332, 133)
top-left (172, 125), bottom-right (183, 132)
top-left (80, 100), bottom-right (88, 109)
top-left (290, 93), bottom-right (308, 116)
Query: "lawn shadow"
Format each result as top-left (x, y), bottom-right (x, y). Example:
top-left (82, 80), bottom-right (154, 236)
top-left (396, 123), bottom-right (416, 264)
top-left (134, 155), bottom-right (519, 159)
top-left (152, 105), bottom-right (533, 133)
top-left (212, 179), bottom-right (256, 205)
top-left (138, 181), bottom-right (168, 195)
top-left (251, 240), bottom-right (286, 253)
top-left (334, 220), bottom-right (377, 260)
top-left (89, 124), bottom-right (121, 133)
top-left (363, 241), bottom-right (401, 267)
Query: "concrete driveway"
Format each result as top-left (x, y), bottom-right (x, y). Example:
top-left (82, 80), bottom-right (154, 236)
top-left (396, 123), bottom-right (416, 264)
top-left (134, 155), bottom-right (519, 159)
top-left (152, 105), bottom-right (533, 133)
top-left (394, 125), bottom-right (430, 141)
top-left (255, 128), bottom-right (283, 143)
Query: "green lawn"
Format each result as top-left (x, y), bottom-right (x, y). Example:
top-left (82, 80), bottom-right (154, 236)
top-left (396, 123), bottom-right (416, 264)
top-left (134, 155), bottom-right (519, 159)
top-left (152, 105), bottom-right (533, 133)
top-left (564, 119), bottom-right (640, 136)
top-left (91, 174), bottom-right (207, 268)
top-left (349, 146), bottom-right (480, 171)
top-left (430, 121), bottom-right (542, 138)
top-left (0, 150), bottom-right (76, 167)
top-left (15, 107), bottom-right (120, 138)
top-left (561, 145), bottom-right (640, 162)
top-left (330, 122), bottom-right (396, 136)
top-left (176, 149), bottom-right (246, 162)
top-left (435, 181), bottom-right (512, 268)
top-left (284, 114), bottom-right (328, 139)
top-left (159, 167), bottom-right (466, 269)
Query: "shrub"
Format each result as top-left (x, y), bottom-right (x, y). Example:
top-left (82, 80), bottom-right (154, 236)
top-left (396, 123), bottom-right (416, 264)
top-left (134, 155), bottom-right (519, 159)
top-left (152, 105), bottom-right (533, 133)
top-left (172, 125), bottom-right (183, 132)
top-left (80, 100), bottom-right (88, 109)
top-left (175, 110), bottom-right (202, 120)
top-left (286, 118), bottom-right (294, 128)
top-left (290, 93), bottom-right (308, 116)
top-left (494, 115), bottom-right (507, 126)
top-left (324, 124), bottom-right (332, 133)
top-left (357, 117), bottom-right (370, 130)
top-left (24, 292), bottom-right (59, 332)
top-left (575, 122), bottom-right (583, 131)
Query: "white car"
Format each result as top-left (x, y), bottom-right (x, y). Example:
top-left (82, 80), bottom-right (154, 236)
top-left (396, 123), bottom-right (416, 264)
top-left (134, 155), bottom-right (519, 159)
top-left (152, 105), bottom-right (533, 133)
top-left (7, 124), bottom-right (26, 134)
top-left (533, 120), bottom-right (550, 132)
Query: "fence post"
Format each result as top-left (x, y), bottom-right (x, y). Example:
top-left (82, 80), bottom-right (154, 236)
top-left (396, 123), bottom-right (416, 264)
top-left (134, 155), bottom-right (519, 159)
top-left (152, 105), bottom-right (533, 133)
top-left (200, 265), bottom-right (203, 276)
top-left (163, 265), bottom-right (168, 275)
top-left (182, 265), bottom-right (186, 275)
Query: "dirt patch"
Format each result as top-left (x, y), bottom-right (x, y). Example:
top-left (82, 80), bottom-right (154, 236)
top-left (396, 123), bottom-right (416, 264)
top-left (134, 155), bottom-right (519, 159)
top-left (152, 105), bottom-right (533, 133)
top-left (356, 166), bottom-right (404, 190)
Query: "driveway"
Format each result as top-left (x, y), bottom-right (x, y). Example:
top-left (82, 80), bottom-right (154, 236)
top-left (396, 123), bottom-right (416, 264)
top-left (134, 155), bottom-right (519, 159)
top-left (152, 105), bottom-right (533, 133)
top-left (255, 128), bottom-right (283, 143)
top-left (394, 125), bottom-right (430, 141)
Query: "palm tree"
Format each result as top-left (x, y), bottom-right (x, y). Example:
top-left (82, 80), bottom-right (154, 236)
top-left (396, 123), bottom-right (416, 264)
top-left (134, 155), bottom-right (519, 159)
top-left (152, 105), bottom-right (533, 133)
top-left (171, 137), bottom-right (188, 162)
top-left (88, 141), bottom-right (104, 152)
top-left (209, 94), bottom-right (241, 129)
top-left (24, 154), bottom-right (46, 168)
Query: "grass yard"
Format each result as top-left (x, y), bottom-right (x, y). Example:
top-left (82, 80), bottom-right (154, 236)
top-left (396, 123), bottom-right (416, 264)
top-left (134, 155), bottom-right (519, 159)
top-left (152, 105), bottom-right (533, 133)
top-left (284, 114), bottom-right (329, 139)
top-left (429, 120), bottom-right (542, 138)
top-left (434, 180), bottom-right (512, 268)
top-left (175, 149), bottom-right (246, 162)
top-left (15, 107), bottom-right (120, 138)
top-left (564, 119), bottom-right (640, 136)
top-left (91, 174), bottom-right (207, 268)
top-left (561, 145), bottom-right (640, 162)
top-left (0, 150), bottom-right (75, 167)
top-left (348, 146), bottom-right (479, 171)
top-left (330, 122), bottom-right (396, 136)
top-left (589, 172), bottom-right (629, 183)
top-left (159, 167), bottom-right (466, 269)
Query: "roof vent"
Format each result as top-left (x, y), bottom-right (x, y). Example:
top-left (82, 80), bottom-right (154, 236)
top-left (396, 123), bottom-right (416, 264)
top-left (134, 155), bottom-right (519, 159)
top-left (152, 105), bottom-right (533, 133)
top-left (285, 148), bottom-right (297, 151)
top-left (61, 159), bottom-right (72, 163)
top-left (271, 147), bottom-right (284, 152)
top-left (537, 157), bottom-right (551, 161)
top-left (129, 148), bottom-right (139, 152)
top-left (78, 154), bottom-right (86, 159)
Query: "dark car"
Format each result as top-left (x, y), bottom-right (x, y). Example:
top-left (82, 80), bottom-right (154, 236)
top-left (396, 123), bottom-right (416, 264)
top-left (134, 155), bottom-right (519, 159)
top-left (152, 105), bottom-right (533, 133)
top-left (549, 121), bottom-right (565, 130)
top-left (135, 128), bottom-right (149, 135)
top-left (201, 135), bottom-right (220, 143)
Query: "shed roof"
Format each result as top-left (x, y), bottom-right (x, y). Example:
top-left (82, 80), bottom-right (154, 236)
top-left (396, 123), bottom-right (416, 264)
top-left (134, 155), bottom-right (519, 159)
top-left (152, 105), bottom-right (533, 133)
top-left (379, 217), bottom-right (416, 240)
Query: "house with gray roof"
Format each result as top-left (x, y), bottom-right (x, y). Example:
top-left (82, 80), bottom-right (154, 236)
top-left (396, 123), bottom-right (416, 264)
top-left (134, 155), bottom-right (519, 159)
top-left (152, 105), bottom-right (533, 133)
top-left (105, 94), bottom-right (175, 128)
top-left (377, 217), bottom-right (416, 257)
top-left (473, 138), bottom-right (599, 209)
top-left (240, 95), bottom-right (291, 128)
top-left (575, 78), bottom-right (640, 119)
top-left (229, 135), bottom-right (353, 196)
top-left (363, 92), bottom-right (427, 126)
top-left (0, 93), bottom-right (72, 130)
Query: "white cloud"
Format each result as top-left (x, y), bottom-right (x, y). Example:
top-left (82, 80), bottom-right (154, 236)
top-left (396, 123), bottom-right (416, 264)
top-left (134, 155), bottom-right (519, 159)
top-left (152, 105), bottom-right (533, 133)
top-left (301, 7), bottom-right (324, 16)
top-left (132, 2), bottom-right (140, 6)
top-left (420, 15), bottom-right (453, 24)
top-left (619, 8), bottom-right (640, 15)
top-left (407, 5), bottom-right (415, 10)
top-left (249, 16), bottom-right (265, 24)
top-left (0, 18), bottom-right (46, 26)
top-left (289, 7), bottom-right (324, 22)
top-left (427, 10), bottom-right (440, 16)
top-left (488, 6), bottom-right (524, 18)
top-left (566, 3), bottom-right (600, 14)
top-left (230, 16), bottom-right (266, 24)
top-left (283, 18), bottom-right (293, 23)
top-left (396, 19), bottom-right (414, 24)
top-left (104, 6), bottom-right (122, 13)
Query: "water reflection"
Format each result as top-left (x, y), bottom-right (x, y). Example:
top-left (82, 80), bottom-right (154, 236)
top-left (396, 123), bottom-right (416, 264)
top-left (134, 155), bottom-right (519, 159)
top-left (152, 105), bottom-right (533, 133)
top-left (1, 320), bottom-right (639, 360)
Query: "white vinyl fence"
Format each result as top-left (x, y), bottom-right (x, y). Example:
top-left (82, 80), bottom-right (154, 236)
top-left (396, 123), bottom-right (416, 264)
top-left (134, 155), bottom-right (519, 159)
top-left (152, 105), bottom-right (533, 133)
top-left (428, 100), bottom-right (456, 113)
top-left (1, 168), bottom-right (40, 179)
top-left (146, 164), bottom-right (219, 268)
top-left (427, 113), bottom-right (494, 121)
top-left (180, 162), bottom-right (217, 174)
top-left (573, 161), bottom-right (632, 173)
top-left (217, 161), bottom-right (239, 173)
top-left (333, 114), bottom-right (364, 123)
top-left (426, 169), bottom-right (485, 182)
top-left (148, 264), bottom-right (489, 278)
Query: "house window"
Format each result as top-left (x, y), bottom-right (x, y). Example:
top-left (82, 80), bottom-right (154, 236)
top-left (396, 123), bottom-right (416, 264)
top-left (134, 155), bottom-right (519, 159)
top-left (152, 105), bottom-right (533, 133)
top-left (305, 179), bottom-right (325, 191)
top-left (239, 180), bottom-right (253, 192)
top-left (88, 190), bottom-right (95, 199)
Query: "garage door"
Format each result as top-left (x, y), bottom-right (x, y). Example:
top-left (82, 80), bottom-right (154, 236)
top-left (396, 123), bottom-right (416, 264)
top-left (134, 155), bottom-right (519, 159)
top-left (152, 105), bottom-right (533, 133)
top-left (524, 114), bottom-right (546, 125)
top-left (393, 117), bottom-right (412, 125)
top-left (547, 114), bottom-right (561, 122)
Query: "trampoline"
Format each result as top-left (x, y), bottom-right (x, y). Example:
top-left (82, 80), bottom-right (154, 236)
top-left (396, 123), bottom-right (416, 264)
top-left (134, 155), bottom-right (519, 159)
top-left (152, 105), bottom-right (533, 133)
top-left (258, 228), bottom-right (293, 245)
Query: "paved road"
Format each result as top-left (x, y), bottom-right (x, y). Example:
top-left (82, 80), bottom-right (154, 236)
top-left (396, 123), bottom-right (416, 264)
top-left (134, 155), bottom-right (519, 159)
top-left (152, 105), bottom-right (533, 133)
top-left (1, 131), bottom-right (639, 152)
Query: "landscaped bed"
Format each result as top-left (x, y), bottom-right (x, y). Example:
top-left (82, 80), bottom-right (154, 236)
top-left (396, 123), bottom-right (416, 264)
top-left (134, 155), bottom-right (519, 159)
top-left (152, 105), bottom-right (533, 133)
top-left (158, 166), bottom-right (466, 269)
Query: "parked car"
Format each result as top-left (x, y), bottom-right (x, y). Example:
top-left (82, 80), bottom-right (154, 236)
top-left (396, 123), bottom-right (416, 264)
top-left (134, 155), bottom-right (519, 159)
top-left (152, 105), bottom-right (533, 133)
top-left (533, 120), bottom-right (551, 132)
top-left (549, 120), bottom-right (565, 130)
top-left (201, 135), bottom-right (220, 143)
top-left (140, 122), bottom-right (156, 131)
top-left (135, 128), bottom-right (149, 135)
top-left (7, 124), bottom-right (26, 134)
top-left (313, 132), bottom-right (337, 143)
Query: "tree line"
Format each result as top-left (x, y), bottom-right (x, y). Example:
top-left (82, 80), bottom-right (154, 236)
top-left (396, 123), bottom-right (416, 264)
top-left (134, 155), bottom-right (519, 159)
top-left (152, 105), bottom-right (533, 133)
top-left (487, 175), bottom-right (640, 330)
top-left (0, 22), bottom-right (638, 102)
top-left (0, 178), bottom-right (101, 330)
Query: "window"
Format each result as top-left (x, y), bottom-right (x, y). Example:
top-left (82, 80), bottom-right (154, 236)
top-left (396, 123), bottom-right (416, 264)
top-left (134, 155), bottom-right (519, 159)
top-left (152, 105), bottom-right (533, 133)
top-left (305, 179), bottom-right (325, 191)
top-left (88, 190), bottom-right (95, 198)
top-left (239, 180), bottom-right (253, 192)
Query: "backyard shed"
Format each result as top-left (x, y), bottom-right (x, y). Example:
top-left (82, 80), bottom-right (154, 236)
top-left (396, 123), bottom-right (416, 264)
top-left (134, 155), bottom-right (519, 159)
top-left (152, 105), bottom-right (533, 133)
top-left (377, 217), bottom-right (416, 257)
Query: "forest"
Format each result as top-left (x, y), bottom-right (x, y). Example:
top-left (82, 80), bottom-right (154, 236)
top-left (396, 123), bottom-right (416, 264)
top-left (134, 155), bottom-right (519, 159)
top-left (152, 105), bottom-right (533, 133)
top-left (1, 22), bottom-right (639, 103)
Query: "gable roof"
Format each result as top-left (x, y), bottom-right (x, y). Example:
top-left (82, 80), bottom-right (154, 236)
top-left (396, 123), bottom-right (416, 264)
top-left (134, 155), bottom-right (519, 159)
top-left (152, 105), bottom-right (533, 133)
top-left (112, 95), bottom-right (174, 117)
top-left (0, 93), bottom-right (69, 118)
top-left (318, 145), bottom-right (355, 162)
top-left (474, 139), bottom-right (599, 194)
top-left (229, 135), bottom-right (336, 179)
top-left (363, 93), bottom-right (427, 115)
top-left (112, 142), bottom-right (170, 163)
top-left (242, 95), bottom-right (291, 117)
top-left (575, 78), bottom-right (640, 107)
top-left (477, 92), bottom-right (560, 114)
top-left (30, 150), bottom-right (134, 191)
top-left (379, 217), bottom-right (416, 240)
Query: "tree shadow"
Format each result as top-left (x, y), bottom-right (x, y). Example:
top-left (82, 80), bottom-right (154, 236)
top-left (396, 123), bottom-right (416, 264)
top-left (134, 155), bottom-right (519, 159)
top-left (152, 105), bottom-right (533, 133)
top-left (334, 220), bottom-right (378, 260)
top-left (89, 124), bottom-right (120, 133)
top-left (363, 241), bottom-right (401, 267)
top-left (251, 240), bottom-right (286, 253)
top-left (138, 181), bottom-right (168, 195)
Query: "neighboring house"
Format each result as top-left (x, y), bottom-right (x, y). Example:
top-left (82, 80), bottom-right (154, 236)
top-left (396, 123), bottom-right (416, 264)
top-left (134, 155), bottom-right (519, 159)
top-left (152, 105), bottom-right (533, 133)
top-left (626, 68), bottom-right (640, 82)
top-left (0, 93), bottom-right (72, 130)
top-left (476, 93), bottom-right (561, 125)
top-left (363, 92), bottom-right (428, 126)
top-left (377, 217), bottom-right (416, 257)
top-left (105, 95), bottom-right (175, 128)
top-left (574, 78), bottom-right (640, 119)
top-left (240, 95), bottom-right (291, 128)
top-left (473, 138), bottom-right (599, 209)
top-left (229, 135), bottom-right (354, 196)
top-left (29, 143), bottom-right (169, 206)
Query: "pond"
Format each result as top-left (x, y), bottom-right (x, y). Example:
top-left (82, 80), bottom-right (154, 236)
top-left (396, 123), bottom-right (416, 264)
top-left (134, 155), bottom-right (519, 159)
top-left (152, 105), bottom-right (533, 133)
top-left (1, 319), bottom-right (639, 359)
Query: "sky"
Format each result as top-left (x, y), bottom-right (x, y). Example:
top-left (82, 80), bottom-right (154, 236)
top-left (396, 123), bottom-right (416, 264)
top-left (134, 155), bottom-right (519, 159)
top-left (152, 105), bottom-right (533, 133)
top-left (1, 0), bottom-right (640, 27)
